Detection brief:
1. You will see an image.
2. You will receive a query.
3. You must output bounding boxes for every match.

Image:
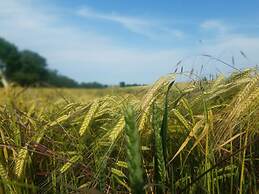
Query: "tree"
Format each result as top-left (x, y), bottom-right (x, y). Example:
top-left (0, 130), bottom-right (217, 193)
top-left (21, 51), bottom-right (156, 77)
top-left (80, 82), bottom-right (107, 88)
top-left (0, 38), bottom-right (21, 79)
top-left (46, 70), bottom-right (79, 88)
top-left (13, 50), bottom-right (48, 85)
top-left (119, 81), bottom-right (126, 87)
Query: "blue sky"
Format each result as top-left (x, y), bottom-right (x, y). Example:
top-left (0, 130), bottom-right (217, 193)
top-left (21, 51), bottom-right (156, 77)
top-left (0, 0), bottom-right (259, 84)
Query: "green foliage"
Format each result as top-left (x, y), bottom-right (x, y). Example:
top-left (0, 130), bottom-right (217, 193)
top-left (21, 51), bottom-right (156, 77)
top-left (0, 38), bottom-right (21, 77)
top-left (13, 50), bottom-right (48, 85)
top-left (46, 69), bottom-right (79, 88)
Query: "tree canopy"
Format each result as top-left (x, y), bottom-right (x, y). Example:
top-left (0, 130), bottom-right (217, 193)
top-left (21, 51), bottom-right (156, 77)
top-left (0, 37), bottom-right (107, 88)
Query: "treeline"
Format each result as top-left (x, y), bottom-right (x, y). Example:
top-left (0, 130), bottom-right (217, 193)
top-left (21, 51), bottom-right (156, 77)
top-left (119, 81), bottom-right (145, 87)
top-left (0, 37), bottom-right (107, 88)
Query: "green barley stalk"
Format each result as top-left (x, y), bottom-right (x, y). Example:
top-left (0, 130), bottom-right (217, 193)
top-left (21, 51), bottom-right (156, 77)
top-left (161, 81), bottom-right (175, 162)
top-left (124, 105), bottom-right (144, 194)
top-left (152, 103), bottom-right (166, 194)
top-left (161, 81), bottom-right (175, 193)
top-left (239, 130), bottom-right (249, 194)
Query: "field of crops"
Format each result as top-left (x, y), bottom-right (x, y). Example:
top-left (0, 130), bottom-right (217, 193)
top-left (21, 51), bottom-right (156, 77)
top-left (0, 68), bottom-right (258, 194)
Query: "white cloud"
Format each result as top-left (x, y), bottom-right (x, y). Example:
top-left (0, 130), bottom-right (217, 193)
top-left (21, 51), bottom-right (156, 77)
top-left (0, 0), bottom-right (185, 84)
top-left (200, 19), bottom-right (228, 34)
top-left (77, 7), bottom-right (184, 39)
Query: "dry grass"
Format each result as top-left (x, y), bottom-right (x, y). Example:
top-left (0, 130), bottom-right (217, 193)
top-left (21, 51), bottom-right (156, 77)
top-left (0, 69), bottom-right (258, 193)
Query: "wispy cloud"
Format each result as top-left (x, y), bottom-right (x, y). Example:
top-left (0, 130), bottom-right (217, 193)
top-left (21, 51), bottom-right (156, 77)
top-left (77, 7), bottom-right (184, 39)
top-left (0, 0), bottom-right (185, 83)
top-left (200, 19), bottom-right (229, 35)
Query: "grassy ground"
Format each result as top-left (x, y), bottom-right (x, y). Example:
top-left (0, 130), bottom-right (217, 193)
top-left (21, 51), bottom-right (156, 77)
top-left (0, 86), bottom-right (147, 104)
top-left (0, 69), bottom-right (258, 194)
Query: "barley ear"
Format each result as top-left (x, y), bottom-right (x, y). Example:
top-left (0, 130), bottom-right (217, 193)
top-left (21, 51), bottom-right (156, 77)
top-left (124, 105), bottom-right (144, 194)
top-left (152, 104), bottom-right (166, 194)
top-left (79, 100), bottom-right (99, 136)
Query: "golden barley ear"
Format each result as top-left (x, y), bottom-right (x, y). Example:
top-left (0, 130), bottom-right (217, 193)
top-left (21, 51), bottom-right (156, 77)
top-left (139, 74), bottom-right (175, 133)
top-left (79, 99), bottom-right (99, 136)
top-left (15, 130), bottom-right (45, 179)
top-left (0, 161), bottom-right (8, 180)
top-left (15, 147), bottom-right (28, 178)
top-left (60, 155), bottom-right (82, 173)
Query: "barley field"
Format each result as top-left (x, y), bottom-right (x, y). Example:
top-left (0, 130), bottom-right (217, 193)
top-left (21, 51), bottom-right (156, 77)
top-left (0, 68), bottom-right (258, 194)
